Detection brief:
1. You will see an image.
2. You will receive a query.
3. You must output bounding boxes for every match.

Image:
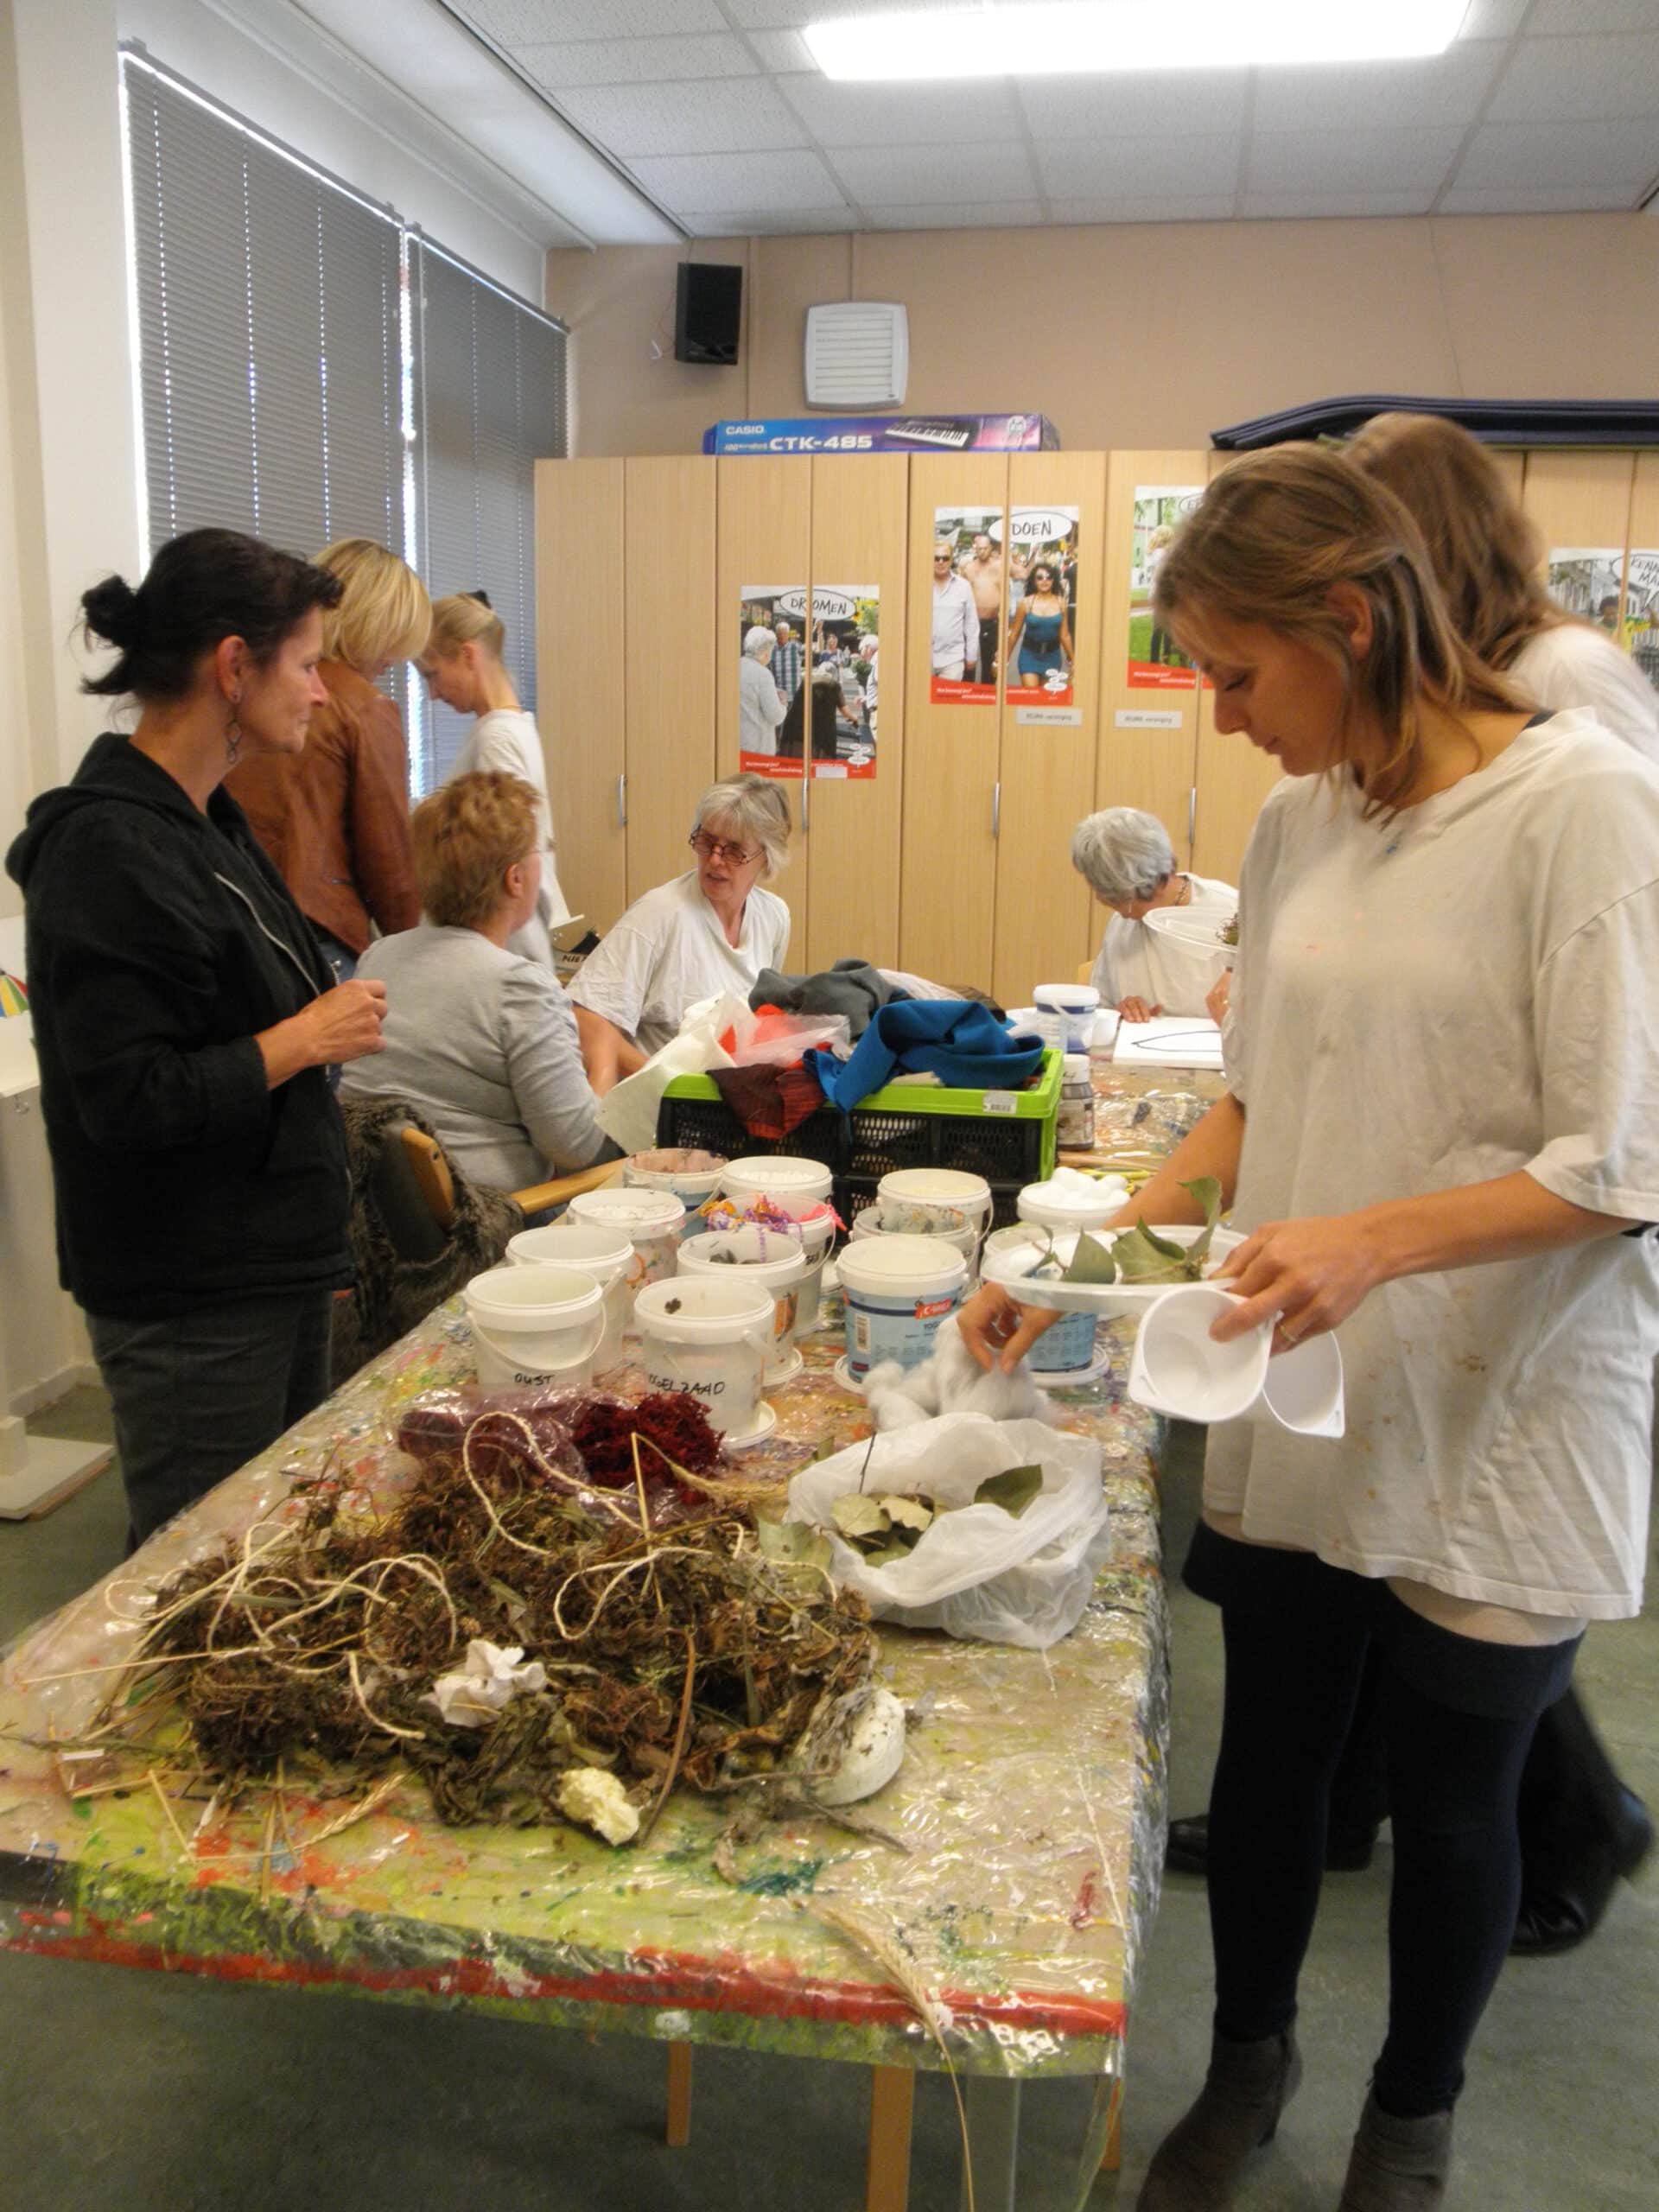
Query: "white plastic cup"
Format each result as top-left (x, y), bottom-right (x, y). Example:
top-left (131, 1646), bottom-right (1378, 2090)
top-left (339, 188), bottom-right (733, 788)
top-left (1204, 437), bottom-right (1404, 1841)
top-left (506, 1220), bottom-right (632, 1375)
top-left (874, 1167), bottom-right (992, 1238)
top-left (838, 1234), bottom-right (969, 1383)
top-left (677, 1226), bottom-right (821, 1383)
top-left (633, 1275), bottom-right (775, 1442)
top-left (621, 1147), bottom-right (728, 1237)
top-left (1034, 982), bottom-right (1102, 1055)
top-left (463, 1263), bottom-right (606, 1392)
top-left (719, 1155), bottom-right (834, 1222)
top-left (568, 1186), bottom-right (686, 1314)
top-left (1128, 1284), bottom-right (1345, 1436)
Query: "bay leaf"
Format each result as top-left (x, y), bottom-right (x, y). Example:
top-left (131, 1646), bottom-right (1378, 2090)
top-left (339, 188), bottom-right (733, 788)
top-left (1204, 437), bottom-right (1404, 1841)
top-left (757, 1518), bottom-right (832, 1572)
top-left (974, 1464), bottom-right (1045, 1517)
top-left (831, 1491), bottom-right (892, 1541)
top-left (1062, 1231), bottom-right (1119, 1285)
top-left (1180, 1176), bottom-right (1224, 1269)
top-left (880, 1493), bottom-right (934, 1533)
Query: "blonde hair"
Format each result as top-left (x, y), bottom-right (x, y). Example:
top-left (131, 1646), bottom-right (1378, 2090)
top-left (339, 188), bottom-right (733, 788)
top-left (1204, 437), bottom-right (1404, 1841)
top-left (1153, 444), bottom-right (1525, 818)
top-left (315, 537), bottom-right (431, 672)
top-left (1345, 412), bottom-right (1564, 672)
top-left (411, 771), bottom-right (537, 929)
top-left (426, 590), bottom-right (506, 661)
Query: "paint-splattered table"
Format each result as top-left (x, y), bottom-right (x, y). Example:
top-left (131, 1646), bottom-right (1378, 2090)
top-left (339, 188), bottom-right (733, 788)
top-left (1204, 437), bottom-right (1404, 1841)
top-left (0, 1291), bottom-right (1173, 2212)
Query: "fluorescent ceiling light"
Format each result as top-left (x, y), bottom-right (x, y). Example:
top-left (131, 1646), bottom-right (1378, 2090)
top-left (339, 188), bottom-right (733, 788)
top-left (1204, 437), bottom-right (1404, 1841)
top-left (804, 2), bottom-right (1466, 79)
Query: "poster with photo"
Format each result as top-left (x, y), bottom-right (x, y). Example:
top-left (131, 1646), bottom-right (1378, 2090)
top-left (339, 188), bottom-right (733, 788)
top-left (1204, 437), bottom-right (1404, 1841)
top-left (808, 584), bottom-right (879, 779)
top-left (1007, 505), bottom-right (1078, 707)
top-left (1128, 484), bottom-right (1202, 689)
top-left (1620, 549), bottom-right (1659, 695)
top-left (737, 583), bottom-right (805, 777)
top-left (1547, 548), bottom-right (1624, 635)
top-left (930, 506), bottom-right (1001, 703)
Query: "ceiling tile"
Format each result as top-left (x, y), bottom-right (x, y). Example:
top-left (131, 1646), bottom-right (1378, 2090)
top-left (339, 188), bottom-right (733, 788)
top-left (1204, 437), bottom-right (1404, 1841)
top-left (1039, 133), bottom-right (1243, 197)
top-left (1251, 46), bottom-right (1503, 134)
top-left (861, 202), bottom-right (1048, 229)
top-left (513, 35), bottom-right (758, 89)
top-left (1048, 195), bottom-right (1237, 224)
top-left (1455, 0), bottom-right (1531, 30)
top-left (721, 0), bottom-right (985, 22)
top-left (744, 30), bottom-right (816, 73)
top-left (1437, 183), bottom-right (1644, 212)
top-left (555, 78), bottom-right (807, 156)
top-left (1526, 1), bottom-right (1659, 29)
top-left (778, 73), bottom-right (1023, 146)
top-left (1240, 189), bottom-right (1439, 217)
top-left (680, 207), bottom-right (852, 234)
top-left (1019, 70), bottom-right (1249, 141)
top-left (1488, 34), bottom-right (1659, 122)
top-left (454, 0), bottom-right (727, 41)
top-left (627, 148), bottom-right (846, 209)
top-left (826, 141), bottom-right (1039, 203)
top-left (1454, 118), bottom-right (1659, 188)
top-left (1247, 125), bottom-right (1466, 193)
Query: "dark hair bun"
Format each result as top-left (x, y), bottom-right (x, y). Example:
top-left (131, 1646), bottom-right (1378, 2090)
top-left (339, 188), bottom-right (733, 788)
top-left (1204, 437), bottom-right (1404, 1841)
top-left (81, 575), bottom-right (143, 654)
top-left (468, 588), bottom-right (493, 608)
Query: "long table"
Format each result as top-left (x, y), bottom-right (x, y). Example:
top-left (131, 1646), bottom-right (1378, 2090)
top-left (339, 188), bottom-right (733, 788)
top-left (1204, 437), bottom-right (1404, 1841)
top-left (0, 1074), bottom-right (1218, 2211)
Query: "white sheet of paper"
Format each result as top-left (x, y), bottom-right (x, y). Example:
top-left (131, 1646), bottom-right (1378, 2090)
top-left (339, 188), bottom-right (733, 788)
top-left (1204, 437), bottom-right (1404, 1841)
top-left (1112, 1014), bottom-right (1225, 1070)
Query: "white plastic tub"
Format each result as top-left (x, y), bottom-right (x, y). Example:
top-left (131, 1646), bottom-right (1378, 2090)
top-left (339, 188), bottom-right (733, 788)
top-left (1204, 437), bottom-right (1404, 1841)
top-left (677, 1225), bottom-right (823, 1384)
top-left (719, 1155), bottom-right (834, 1223)
top-left (874, 1167), bottom-right (992, 1238)
top-left (567, 1186), bottom-right (686, 1313)
top-left (633, 1274), bottom-right (776, 1446)
top-left (1033, 981), bottom-right (1101, 1055)
top-left (838, 1235), bottom-right (968, 1383)
top-left (621, 1147), bottom-right (728, 1236)
top-left (463, 1264), bottom-right (606, 1391)
top-left (505, 1220), bottom-right (633, 1375)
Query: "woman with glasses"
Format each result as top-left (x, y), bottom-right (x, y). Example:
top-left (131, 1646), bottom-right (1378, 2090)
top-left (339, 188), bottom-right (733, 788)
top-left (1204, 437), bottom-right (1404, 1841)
top-left (569, 773), bottom-right (792, 1095)
top-left (1006, 557), bottom-right (1073, 690)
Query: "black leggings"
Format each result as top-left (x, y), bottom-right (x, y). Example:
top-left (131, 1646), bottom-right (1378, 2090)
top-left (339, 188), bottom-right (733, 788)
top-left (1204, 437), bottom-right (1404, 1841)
top-left (1188, 1526), bottom-right (1579, 2119)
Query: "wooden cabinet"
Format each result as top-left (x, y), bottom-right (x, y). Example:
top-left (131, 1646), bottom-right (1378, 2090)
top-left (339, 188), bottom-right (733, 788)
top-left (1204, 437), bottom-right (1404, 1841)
top-left (535, 458), bottom-right (625, 934)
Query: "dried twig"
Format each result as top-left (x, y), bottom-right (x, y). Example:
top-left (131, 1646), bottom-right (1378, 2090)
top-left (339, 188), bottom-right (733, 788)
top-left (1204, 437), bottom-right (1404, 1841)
top-left (637, 1630), bottom-right (696, 1849)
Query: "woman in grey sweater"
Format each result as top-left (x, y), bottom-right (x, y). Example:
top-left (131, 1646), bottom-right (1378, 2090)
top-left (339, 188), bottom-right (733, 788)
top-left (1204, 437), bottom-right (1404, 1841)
top-left (341, 772), bottom-right (608, 1191)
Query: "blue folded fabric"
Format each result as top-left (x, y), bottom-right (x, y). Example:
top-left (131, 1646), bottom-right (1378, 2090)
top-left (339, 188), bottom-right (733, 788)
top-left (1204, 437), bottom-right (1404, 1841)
top-left (805, 1000), bottom-right (1047, 1111)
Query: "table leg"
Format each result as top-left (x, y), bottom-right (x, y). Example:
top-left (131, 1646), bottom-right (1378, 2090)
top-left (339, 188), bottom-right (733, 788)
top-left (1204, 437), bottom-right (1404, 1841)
top-left (1100, 2101), bottom-right (1122, 2172)
top-left (866, 2064), bottom-right (914, 2212)
top-left (959, 2075), bottom-right (1021, 2212)
top-left (664, 2041), bottom-right (692, 2148)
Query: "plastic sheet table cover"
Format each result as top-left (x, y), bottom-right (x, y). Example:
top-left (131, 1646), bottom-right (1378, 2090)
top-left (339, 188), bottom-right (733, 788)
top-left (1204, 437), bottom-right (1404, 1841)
top-left (0, 1311), bottom-right (1170, 2101)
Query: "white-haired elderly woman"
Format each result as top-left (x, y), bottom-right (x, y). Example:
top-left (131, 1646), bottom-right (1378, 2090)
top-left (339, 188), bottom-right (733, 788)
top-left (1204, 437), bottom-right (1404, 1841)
top-left (569, 772), bottom-right (792, 1094)
top-left (740, 623), bottom-right (789, 757)
top-left (1072, 805), bottom-right (1236, 1023)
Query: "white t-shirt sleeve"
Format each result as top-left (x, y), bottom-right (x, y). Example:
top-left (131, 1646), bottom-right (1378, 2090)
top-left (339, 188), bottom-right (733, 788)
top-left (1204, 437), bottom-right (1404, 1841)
top-left (1088, 925), bottom-right (1119, 1006)
top-left (1526, 885), bottom-right (1659, 1221)
top-left (1512, 627), bottom-right (1659, 766)
top-left (567, 912), bottom-right (662, 1041)
top-left (762, 892), bottom-right (791, 972)
top-left (499, 966), bottom-right (609, 1175)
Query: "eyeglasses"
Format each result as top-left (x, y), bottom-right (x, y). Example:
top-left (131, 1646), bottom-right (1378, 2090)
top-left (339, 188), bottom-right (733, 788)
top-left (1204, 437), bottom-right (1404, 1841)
top-left (690, 831), bottom-right (757, 866)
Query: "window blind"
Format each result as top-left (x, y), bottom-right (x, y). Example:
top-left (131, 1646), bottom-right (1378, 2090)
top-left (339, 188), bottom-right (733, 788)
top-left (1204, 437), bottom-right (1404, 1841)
top-left (410, 238), bottom-right (569, 790)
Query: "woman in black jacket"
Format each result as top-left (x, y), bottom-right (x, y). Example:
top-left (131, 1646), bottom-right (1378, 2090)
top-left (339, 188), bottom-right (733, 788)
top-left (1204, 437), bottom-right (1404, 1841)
top-left (6, 530), bottom-right (388, 1546)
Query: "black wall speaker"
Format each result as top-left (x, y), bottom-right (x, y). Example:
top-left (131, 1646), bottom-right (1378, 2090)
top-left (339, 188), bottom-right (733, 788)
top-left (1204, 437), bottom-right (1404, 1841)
top-left (674, 262), bottom-right (743, 366)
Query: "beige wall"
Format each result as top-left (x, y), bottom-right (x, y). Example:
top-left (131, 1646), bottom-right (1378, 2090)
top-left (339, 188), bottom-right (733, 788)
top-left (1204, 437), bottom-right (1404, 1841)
top-left (549, 213), bottom-right (1659, 461)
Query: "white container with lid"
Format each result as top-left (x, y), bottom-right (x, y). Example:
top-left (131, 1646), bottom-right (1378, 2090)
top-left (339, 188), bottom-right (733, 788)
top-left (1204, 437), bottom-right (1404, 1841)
top-left (621, 1147), bottom-right (728, 1236)
top-left (850, 1205), bottom-right (980, 1269)
top-left (463, 1264), bottom-right (607, 1392)
top-left (1033, 982), bottom-right (1102, 1056)
top-left (567, 1186), bottom-right (687, 1313)
top-left (633, 1274), bottom-right (777, 1446)
top-left (1015, 1170), bottom-right (1130, 1233)
top-left (505, 1219), bottom-right (633, 1374)
top-left (838, 1234), bottom-right (969, 1383)
top-left (874, 1167), bottom-right (992, 1236)
top-left (677, 1225), bottom-right (823, 1385)
top-left (719, 1155), bottom-right (835, 1222)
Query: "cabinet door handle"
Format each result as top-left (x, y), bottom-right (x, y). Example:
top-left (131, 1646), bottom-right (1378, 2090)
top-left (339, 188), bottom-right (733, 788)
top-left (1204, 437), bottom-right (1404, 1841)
top-left (616, 773), bottom-right (627, 830)
top-left (991, 780), bottom-right (1001, 840)
top-left (1187, 785), bottom-right (1196, 851)
top-left (801, 775), bottom-right (810, 833)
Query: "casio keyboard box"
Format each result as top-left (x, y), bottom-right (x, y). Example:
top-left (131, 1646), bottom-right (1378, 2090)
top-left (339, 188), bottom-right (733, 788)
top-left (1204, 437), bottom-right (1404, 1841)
top-left (702, 414), bottom-right (1059, 456)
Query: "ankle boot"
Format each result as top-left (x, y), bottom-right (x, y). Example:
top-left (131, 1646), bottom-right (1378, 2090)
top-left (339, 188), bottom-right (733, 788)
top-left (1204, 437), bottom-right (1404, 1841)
top-left (1136, 2027), bottom-right (1302, 2209)
top-left (1337, 2092), bottom-right (1453, 2209)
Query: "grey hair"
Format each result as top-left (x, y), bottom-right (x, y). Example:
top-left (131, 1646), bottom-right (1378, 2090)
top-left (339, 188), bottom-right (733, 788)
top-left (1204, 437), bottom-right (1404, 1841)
top-left (1070, 807), bottom-right (1176, 904)
top-left (743, 624), bottom-right (775, 658)
top-left (694, 772), bottom-right (792, 879)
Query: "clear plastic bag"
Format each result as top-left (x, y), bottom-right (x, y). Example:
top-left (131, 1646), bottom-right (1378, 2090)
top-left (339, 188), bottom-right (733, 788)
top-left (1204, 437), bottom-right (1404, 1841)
top-left (785, 1411), bottom-right (1109, 1649)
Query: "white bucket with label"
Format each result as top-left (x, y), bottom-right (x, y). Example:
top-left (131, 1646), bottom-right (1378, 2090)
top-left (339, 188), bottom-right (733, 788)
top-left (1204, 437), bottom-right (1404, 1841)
top-left (568, 1186), bottom-right (686, 1315)
top-left (633, 1275), bottom-right (777, 1447)
top-left (622, 1147), bottom-right (728, 1237)
top-left (720, 1154), bottom-right (834, 1223)
top-left (464, 1263), bottom-right (607, 1392)
top-left (1033, 982), bottom-right (1101, 1056)
top-left (874, 1167), bottom-right (993, 1239)
top-left (677, 1225), bottom-right (821, 1385)
top-left (505, 1220), bottom-right (632, 1375)
top-left (839, 1235), bottom-right (968, 1384)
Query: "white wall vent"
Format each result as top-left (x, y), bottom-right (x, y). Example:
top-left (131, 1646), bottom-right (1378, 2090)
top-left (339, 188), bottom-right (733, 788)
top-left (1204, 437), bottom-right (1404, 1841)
top-left (804, 302), bottom-right (909, 410)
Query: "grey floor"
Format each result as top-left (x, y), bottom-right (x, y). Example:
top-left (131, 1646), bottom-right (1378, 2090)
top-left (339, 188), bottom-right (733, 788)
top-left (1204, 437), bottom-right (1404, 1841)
top-left (1, 1389), bottom-right (1654, 2211)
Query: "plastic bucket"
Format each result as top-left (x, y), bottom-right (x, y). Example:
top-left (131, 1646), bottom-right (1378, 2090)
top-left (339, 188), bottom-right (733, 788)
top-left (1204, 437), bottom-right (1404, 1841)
top-left (874, 1168), bottom-right (992, 1238)
top-left (1033, 982), bottom-right (1101, 1055)
top-left (850, 1205), bottom-right (980, 1270)
top-left (622, 1147), bottom-right (728, 1237)
top-left (838, 1235), bottom-right (968, 1383)
top-left (464, 1263), bottom-right (606, 1392)
top-left (720, 1154), bottom-right (834, 1222)
top-left (1016, 1174), bottom-right (1130, 1233)
top-left (506, 1221), bottom-right (632, 1375)
top-left (633, 1275), bottom-right (775, 1443)
top-left (678, 1226), bottom-right (821, 1383)
top-left (568, 1186), bottom-right (686, 1313)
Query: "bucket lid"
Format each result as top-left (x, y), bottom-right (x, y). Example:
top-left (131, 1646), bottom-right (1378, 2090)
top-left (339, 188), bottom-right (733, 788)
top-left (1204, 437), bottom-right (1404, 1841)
top-left (635, 1274), bottom-right (775, 1339)
top-left (627, 1147), bottom-right (726, 1175)
top-left (570, 1186), bottom-right (686, 1236)
top-left (507, 1221), bottom-right (634, 1271)
top-left (464, 1262), bottom-right (606, 1322)
top-left (721, 1154), bottom-right (832, 1195)
top-left (837, 1235), bottom-right (968, 1294)
top-left (1034, 982), bottom-right (1101, 1010)
top-left (876, 1168), bottom-right (991, 1207)
top-left (678, 1227), bottom-right (813, 1282)
top-left (1017, 1174), bottom-right (1128, 1230)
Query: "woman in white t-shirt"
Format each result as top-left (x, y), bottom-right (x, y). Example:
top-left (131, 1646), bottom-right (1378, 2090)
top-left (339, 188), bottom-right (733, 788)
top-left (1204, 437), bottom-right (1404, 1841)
top-left (1071, 806), bottom-right (1235, 1020)
top-left (963, 448), bottom-right (1659, 2212)
top-left (569, 773), bottom-right (792, 1094)
top-left (419, 593), bottom-right (570, 966)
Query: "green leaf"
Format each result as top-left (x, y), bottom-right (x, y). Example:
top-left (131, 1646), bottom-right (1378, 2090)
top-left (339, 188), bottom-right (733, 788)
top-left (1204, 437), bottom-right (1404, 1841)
top-left (758, 1519), bottom-right (832, 1572)
top-left (861, 1541), bottom-right (917, 1569)
top-left (831, 1492), bottom-right (892, 1541)
top-left (1179, 1177), bottom-right (1224, 1269)
top-left (1061, 1231), bottom-right (1119, 1285)
top-left (1110, 1224), bottom-right (1192, 1282)
top-left (880, 1493), bottom-right (935, 1533)
top-left (974, 1464), bottom-right (1045, 1517)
